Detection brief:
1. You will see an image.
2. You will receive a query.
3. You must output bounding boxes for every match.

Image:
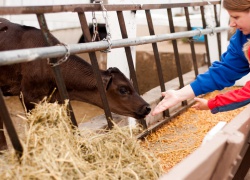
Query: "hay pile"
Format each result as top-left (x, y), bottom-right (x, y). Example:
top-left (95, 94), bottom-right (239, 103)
top-left (0, 100), bottom-right (163, 180)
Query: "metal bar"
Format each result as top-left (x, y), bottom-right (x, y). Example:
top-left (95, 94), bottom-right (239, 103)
top-left (200, 6), bottom-right (211, 67)
top-left (0, 27), bottom-right (228, 66)
top-left (214, 4), bottom-right (222, 59)
top-left (36, 14), bottom-right (78, 127)
top-left (0, 88), bottom-right (23, 157)
top-left (0, 1), bottom-right (221, 15)
top-left (167, 8), bottom-right (187, 106)
top-left (116, 11), bottom-right (147, 129)
top-left (77, 11), bottom-right (113, 129)
top-left (184, 7), bottom-right (199, 77)
top-left (116, 11), bottom-right (139, 93)
top-left (145, 10), bottom-right (165, 94)
top-left (0, 116), bottom-right (7, 150)
top-left (145, 9), bottom-right (169, 118)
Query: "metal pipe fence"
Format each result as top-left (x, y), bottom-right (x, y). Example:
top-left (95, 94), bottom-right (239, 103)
top-left (2, 1), bottom-right (249, 179)
top-left (0, 0), bottom-right (227, 156)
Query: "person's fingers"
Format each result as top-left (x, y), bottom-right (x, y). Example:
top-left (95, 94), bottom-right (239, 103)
top-left (161, 92), bottom-right (166, 96)
top-left (192, 104), bottom-right (200, 110)
top-left (192, 97), bottom-right (201, 109)
top-left (191, 104), bottom-right (198, 108)
top-left (193, 97), bottom-right (202, 101)
top-left (152, 102), bottom-right (164, 115)
top-left (192, 97), bottom-right (209, 110)
top-left (152, 105), bottom-right (166, 115)
top-left (151, 98), bottom-right (169, 115)
top-left (152, 90), bottom-right (180, 116)
top-left (152, 98), bottom-right (175, 115)
top-left (191, 101), bottom-right (200, 108)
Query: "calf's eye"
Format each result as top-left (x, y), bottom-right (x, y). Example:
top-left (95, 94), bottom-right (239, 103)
top-left (119, 87), bottom-right (130, 95)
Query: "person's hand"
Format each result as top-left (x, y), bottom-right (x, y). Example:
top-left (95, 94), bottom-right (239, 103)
top-left (192, 97), bottom-right (209, 110)
top-left (152, 85), bottom-right (195, 116)
top-left (151, 90), bottom-right (182, 115)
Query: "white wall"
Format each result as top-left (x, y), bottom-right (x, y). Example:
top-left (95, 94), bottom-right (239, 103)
top-left (1, 0), bottom-right (90, 5)
top-left (0, 0), bottom-right (91, 30)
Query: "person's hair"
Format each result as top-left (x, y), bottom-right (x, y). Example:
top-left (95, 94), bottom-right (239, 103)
top-left (223, 0), bottom-right (250, 11)
top-left (243, 39), bottom-right (250, 61)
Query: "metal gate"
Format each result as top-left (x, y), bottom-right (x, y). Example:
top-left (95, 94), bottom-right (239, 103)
top-left (0, 1), bottom-right (249, 179)
top-left (0, 0), bottom-right (226, 156)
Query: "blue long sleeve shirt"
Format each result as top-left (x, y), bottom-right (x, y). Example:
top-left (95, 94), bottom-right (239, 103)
top-left (190, 30), bottom-right (250, 96)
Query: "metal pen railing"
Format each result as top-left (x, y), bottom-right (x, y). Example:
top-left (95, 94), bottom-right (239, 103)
top-left (0, 1), bottom-right (226, 156)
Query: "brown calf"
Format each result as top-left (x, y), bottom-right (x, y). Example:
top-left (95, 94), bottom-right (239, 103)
top-left (0, 18), bottom-right (151, 150)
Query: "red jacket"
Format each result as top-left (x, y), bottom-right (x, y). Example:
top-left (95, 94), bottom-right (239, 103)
top-left (208, 81), bottom-right (250, 114)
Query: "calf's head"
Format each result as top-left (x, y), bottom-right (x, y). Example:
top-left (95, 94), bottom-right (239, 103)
top-left (102, 67), bottom-right (151, 119)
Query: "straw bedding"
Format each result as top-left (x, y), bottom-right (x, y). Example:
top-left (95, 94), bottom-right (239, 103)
top-left (0, 99), bottom-right (163, 180)
top-left (0, 87), bottom-right (246, 178)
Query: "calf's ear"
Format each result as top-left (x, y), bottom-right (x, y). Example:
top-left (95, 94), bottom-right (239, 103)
top-left (102, 67), bottom-right (121, 90)
top-left (102, 72), bottom-right (112, 91)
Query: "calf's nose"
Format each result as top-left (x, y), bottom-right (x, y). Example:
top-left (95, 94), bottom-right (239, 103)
top-left (144, 106), bottom-right (151, 115)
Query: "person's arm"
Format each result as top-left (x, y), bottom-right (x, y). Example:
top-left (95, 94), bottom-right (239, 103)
top-left (192, 81), bottom-right (250, 113)
top-left (208, 81), bottom-right (250, 114)
top-left (192, 38), bottom-right (250, 113)
top-left (191, 30), bottom-right (250, 96)
top-left (152, 30), bottom-right (250, 116)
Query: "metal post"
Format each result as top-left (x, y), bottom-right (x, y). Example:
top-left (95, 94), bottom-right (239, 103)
top-left (214, 4), bottom-right (222, 59)
top-left (117, 10), bottom-right (147, 129)
top-left (116, 11), bottom-right (140, 93)
top-left (77, 11), bottom-right (114, 129)
top-left (36, 14), bottom-right (78, 127)
top-left (0, 89), bottom-right (23, 157)
top-left (145, 9), bottom-right (170, 118)
top-left (184, 7), bottom-right (199, 77)
top-left (167, 8), bottom-right (187, 106)
top-left (200, 6), bottom-right (211, 67)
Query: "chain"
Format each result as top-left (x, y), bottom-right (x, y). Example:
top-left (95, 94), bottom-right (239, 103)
top-left (92, 8), bottom-right (100, 42)
top-left (188, 0), bottom-right (215, 42)
top-left (92, 0), bottom-right (112, 53)
top-left (203, 0), bottom-right (216, 31)
top-left (47, 43), bottom-right (70, 67)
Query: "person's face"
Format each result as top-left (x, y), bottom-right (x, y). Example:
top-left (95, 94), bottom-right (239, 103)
top-left (227, 9), bottom-right (250, 35)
